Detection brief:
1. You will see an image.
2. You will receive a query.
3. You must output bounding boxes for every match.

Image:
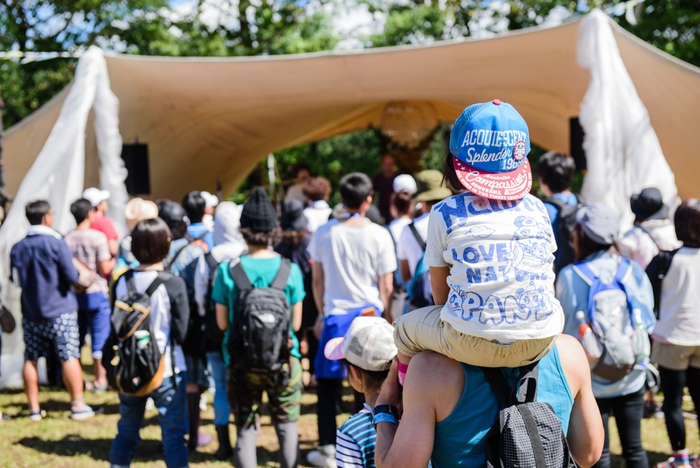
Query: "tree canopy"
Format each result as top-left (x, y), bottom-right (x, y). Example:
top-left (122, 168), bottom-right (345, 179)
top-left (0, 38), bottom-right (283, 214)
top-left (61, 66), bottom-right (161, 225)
top-left (0, 0), bottom-right (697, 195)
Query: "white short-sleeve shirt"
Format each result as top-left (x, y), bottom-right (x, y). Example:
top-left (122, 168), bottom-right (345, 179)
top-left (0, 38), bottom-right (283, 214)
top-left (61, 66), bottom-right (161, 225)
top-left (397, 213), bottom-right (429, 279)
top-left (308, 219), bottom-right (397, 315)
top-left (425, 193), bottom-right (564, 341)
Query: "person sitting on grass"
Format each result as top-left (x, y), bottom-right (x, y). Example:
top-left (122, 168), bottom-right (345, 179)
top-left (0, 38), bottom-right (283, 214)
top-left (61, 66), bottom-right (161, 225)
top-left (324, 316), bottom-right (398, 468)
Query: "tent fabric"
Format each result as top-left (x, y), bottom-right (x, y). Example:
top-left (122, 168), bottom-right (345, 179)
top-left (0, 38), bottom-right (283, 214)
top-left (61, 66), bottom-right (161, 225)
top-left (578, 10), bottom-right (678, 227)
top-left (0, 48), bottom-right (126, 388)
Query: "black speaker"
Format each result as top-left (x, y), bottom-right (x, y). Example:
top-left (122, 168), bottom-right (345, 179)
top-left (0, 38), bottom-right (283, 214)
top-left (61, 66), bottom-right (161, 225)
top-left (121, 143), bottom-right (151, 195)
top-left (569, 117), bottom-right (587, 171)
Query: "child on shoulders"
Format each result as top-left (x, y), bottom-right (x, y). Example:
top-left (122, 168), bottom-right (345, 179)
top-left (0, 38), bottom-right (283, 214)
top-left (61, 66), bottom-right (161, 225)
top-left (394, 100), bottom-right (565, 383)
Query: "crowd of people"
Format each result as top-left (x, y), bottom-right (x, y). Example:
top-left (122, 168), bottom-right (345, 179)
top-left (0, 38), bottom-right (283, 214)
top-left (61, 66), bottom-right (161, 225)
top-left (0, 99), bottom-right (699, 468)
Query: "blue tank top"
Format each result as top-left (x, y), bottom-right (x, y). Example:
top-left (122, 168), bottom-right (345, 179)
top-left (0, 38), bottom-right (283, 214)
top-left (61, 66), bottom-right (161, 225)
top-left (431, 345), bottom-right (574, 468)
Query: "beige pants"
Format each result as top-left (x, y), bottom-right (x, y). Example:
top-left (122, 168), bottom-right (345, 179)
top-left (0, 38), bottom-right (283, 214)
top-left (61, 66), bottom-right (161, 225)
top-left (393, 305), bottom-right (557, 368)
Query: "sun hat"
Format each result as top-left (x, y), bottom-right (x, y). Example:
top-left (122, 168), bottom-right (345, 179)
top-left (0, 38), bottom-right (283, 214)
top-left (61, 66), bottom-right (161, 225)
top-left (324, 316), bottom-right (397, 372)
top-left (124, 198), bottom-right (159, 231)
top-left (281, 199), bottom-right (308, 231)
top-left (240, 187), bottom-right (278, 232)
top-left (393, 174), bottom-right (417, 194)
top-left (201, 191), bottom-right (219, 209)
top-left (449, 99), bottom-right (532, 201)
top-left (576, 203), bottom-right (620, 245)
top-left (414, 170), bottom-right (452, 202)
top-left (82, 187), bottom-right (110, 207)
top-left (630, 187), bottom-right (668, 220)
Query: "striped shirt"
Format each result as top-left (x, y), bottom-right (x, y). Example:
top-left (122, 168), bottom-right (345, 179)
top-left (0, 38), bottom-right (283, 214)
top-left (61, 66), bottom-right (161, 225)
top-left (336, 407), bottom-right (376, 468)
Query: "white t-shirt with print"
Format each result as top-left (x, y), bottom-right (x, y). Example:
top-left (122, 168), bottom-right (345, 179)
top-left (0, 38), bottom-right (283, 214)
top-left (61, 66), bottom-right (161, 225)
top-left (397, 213), bottom-right (429, 279)
top-left (114, 271), bottom-right (187, 379)
top-left (425, 193), bottom-right (564, 341)
top-left (308, 218), bottom-right (397, 315)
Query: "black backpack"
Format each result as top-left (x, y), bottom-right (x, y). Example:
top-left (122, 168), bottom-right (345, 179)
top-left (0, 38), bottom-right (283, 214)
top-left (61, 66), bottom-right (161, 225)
top-left (544, 195), bottom-right (585, 274)
top-left (228, 259), bottom-right (292, 374)
top-left (203, 252), bottom-right (225, 348)
top-left (406, 223), bottom-right (434, 309)
top-left (103, 271), bottom-right (171, 397)
top-left (482, 363), bottom-right (576, 468)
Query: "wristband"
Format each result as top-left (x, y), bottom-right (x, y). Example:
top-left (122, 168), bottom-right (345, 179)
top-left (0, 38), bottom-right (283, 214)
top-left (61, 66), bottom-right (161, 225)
top-left (373, 404), bottom-right (400, 419)
top-left (372, 411), bottom-right (398, 429)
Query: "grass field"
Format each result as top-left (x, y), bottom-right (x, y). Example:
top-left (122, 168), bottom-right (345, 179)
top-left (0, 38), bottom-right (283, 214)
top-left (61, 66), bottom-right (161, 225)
top-left (1, 356), bottom-right (699, 467)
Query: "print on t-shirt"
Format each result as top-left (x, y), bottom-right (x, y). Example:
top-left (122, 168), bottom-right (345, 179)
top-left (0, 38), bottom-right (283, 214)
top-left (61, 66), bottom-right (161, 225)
top-left (427, 193), bottom-right (563, 340)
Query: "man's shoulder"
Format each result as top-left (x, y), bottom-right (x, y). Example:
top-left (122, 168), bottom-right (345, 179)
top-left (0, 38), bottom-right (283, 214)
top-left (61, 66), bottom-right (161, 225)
top-left (408, 351), bottom-right (463, 388)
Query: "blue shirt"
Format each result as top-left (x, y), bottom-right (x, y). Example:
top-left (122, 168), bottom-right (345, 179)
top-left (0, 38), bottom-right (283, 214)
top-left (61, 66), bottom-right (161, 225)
top-left (187, 223), bottom-right (214, 251)
top-left (431, 345), bottom-right (573, 468)
top-left (556, 252), bottom-right (656, 398)
top-left (10, 234), bottom-right (79, 320)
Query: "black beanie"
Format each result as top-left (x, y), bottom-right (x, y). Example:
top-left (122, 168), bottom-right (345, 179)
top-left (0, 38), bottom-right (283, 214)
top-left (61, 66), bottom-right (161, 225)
top-left (240, 187), bottom-right (278, 232)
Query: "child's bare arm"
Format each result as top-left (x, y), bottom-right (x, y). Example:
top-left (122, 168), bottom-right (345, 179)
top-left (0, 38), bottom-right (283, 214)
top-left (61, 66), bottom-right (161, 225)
top-left (430, 266), bottom-right (450, 304)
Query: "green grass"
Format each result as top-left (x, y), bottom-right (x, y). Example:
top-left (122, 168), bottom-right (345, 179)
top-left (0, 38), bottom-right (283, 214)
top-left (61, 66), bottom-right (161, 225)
top-left (1, 355), bottom-right (699, 467)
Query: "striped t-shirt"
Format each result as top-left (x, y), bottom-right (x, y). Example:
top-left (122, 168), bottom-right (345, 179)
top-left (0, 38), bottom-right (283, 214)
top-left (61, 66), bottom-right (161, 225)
top-left (336, 407), bottom-right (376, 468)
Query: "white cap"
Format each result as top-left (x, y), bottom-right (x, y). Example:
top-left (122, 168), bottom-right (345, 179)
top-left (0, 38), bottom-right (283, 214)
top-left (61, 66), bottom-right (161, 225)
top-left (82, 187), bottom-right (110, 207)
top-left (201, 191), bottom-right (219, 209)
top-left (393, 174), bottom-right (417, 194)
top-left (324, 316), bottom-right (397, 372)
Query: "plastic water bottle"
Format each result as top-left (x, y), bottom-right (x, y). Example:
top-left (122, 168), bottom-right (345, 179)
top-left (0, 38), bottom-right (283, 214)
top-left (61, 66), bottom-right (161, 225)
top-left (633, 309), bottom-right (651, 362)
top-left (576, 311), bottom-right (603, 362)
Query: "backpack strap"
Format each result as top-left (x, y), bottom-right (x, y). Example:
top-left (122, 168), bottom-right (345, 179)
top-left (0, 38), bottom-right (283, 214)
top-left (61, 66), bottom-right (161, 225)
top-left (571, 261), bottom-right (596, 286)
top-left (168, 231), bottom-right (210, 268)
top-left (648, 249), bottom-right (679, 317)
top-left (481, 368), bottom-right (512, 408)
top-left (408, 223), bottom-right (426, 252)
top-left (481, 362), bottom-right (539, 407)
top-left (204, 252), bottom-right (218, 271)
top-left (230, 260), bottom-right (253, 291)
top-left (613, 257), bottom-right (632, 284)
top-left (124, 270), bottom-right (137, 295)
top-left (270, 258), bottom-right (292, 291)
top-left (543, 196), bottom-right (566, 212)
top-left (145, 272), bottom-right (168, 297)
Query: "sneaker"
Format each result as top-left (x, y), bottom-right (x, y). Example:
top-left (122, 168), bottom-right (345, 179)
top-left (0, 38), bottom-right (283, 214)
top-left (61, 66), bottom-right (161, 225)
top-left (644, 401), bottom-right (665, 419)
top-left (656, 457), bottom-right (690, 468)
top-left (29, 409), bottom-right (46, 421)
top-left (71, 403), bottom-right (95, 421)
top-left (307, 444), bottom-right (337, 468)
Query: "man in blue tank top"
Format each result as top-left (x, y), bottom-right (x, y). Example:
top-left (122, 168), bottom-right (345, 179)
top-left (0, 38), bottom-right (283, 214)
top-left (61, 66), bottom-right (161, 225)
top-left (373, 335), bottom-right (605, 468)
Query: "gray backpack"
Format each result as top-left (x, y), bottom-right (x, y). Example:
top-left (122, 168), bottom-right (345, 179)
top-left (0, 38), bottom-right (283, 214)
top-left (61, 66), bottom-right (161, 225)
top-left (482, 363), bottom-right (576, 468)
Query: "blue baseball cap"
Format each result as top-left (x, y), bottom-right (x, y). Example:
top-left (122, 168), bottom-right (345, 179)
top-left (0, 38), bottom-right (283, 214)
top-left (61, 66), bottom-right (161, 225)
top-left (449, 99), bottom-right (532, 200)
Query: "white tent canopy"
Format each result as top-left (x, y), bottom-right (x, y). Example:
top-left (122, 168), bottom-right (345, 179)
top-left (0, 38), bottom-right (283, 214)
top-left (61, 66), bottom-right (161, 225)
top-left (1, 10), bottom-right (698, 387)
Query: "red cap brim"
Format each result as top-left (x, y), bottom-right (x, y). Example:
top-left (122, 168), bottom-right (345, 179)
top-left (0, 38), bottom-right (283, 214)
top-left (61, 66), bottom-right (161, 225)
top-left (452, 156), bottom-right (532, 201)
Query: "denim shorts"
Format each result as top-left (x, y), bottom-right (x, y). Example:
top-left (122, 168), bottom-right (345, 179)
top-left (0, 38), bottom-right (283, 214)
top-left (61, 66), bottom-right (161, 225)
top-left (77, 292), bottom-right (111, 359)
top-left (23, 311), bottom-right (81, 362)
